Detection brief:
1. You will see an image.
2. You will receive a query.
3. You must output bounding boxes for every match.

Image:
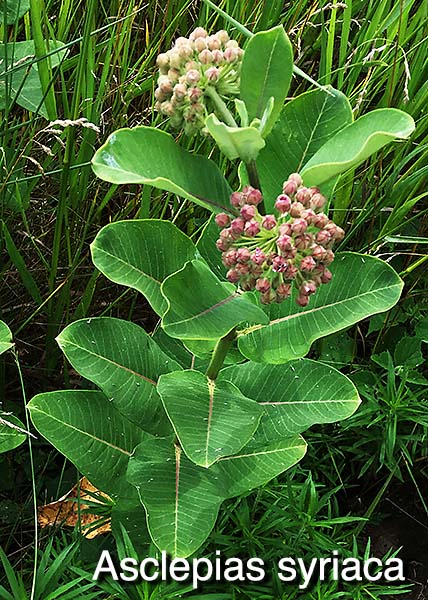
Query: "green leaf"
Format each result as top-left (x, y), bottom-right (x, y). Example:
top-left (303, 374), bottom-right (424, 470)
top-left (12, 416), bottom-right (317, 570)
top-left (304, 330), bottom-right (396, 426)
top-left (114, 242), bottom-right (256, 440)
top-left (91, 220), bottom-right (199, 316)
top-left (0, 40), bottom-right (67, 117)
top-left (196, 215), bottom-right (227, 282)
top-left (128, 433), bottom-right (306, 557)
top-left (157, 370), bottom-right (263, 467)
top-left (211, 435), bottom-right (307, 498)
top-left (256, 88), bottom-right (353, 211)
top-left (91, 127), bottom-right (233, 213)
top-left (161, 260), bottom-right (269, 340)
top-left (238, 253), bottom-right (403, 363)
top-left (127, 437), bottom-right (222, 558)
top-left (240, 26), bottom-right (293, 137)
top-left (0, 415), bottom-right (26, 453)
top-left (28, 390), bottom-right (146, 497)
top-left (2, 222), bottom-right (42, 304)
top-left (394, 335), bottom-right (424, 367)
top-left (220, 359), bottom-right (360, 444)
top-left (57, 318), bottom-right (179, 435)
top-left (205, 114), bottom-right (265, 162)
top-left (0, 321), bottom-right (13, 355)
top-left (301, 108), bottom-right (415, 187)
top-left (0, 0), bottom-right (30, 24)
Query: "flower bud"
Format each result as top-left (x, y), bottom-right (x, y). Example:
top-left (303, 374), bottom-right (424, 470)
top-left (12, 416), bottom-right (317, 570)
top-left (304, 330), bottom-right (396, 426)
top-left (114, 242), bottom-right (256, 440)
top-left (272, 256), bottom-right (289, 273)
top-left (230, 218), bottom-right (245, 235)
top-left (295, 187), bottom-right (311, 206)
top-left (188, 87), bottom-right (202, 103)
top-left (226, 268), bottom-right (240, 283)
top-left (324, 249), bottom-right (335, 264)
top-left (294, 234), bottom-right (310, 250)
top-left (168, 68), bottom-right (180, 83)
top-left (235, 262), bottom-right (250, 276)
top-left (216, 30), bottom-right (229, 44)
top-left (194, 37), bottom-right (207, 52)
top-left (236, 248), bottom-right (251, 263)
top-left (276, 282), bottom-right (292, 299)
top-left (313, 213), bottom-right (329, 229)
top-left (160, 100), bottom-right (174, 116)
top-left (301, 209), bottom-right (316, 225)
top-left (173, 83), bottom-right (187, 100)
top-left (260, 289), bottom-right (277, 305)
top-left (169, 50), bottom-right (182, 69)
top-left (216, 238), bottom-right (230, 252)
top-left (199, 49), bottom-right (213, 64)
top-left (321, 268), bottom-right (333, 283)
top-left (240, 204), bottom-right (256, 221)
top-left (222, 249), bottom-right (237, 267)
top-left (159, 79), bottom-right (173, 94)
top-left (205, 66), bottom-right (220, 82)
top-left (277, 234), bottom-right (292, 252)
top-left (289, 172), bottom-right (303, 187)
top-left (185, 60), bottom-right (198, 71)
top-left (282, 179), bottom-right (298, 196)
top-left (310, 192), bottom-right (326, 211)
top-left (211, 49), bottom-right (224, 63)
top-left (179, 45), bottom-right (193, 59)
top-left (251, 248), bottom-right (266, 265)
top-left (190, 27), bottom-right (208, 41)
top-left (241, 277), bottom-right (257, 291)
top-left (230, 191), bottom-right (244, 207)
top-left (207, 35), bottom-right (221, 50)
top-left (224, 47), bottom-right (238, 62)
top-left (262, 214), bottom-right (277, 230)
top-left (186, 69), bottom-right (200, 84)
top-left (255, 278), bottom-right (271, 293)
top-left (244, 187), bottom-right (263, 205)
top-left (300, 256), bottom-right (316, 272)
top-left (215, 212), bottom-right (230, 227)
top-left (296, 294), bottom-right (310, 307)
top-left (275, 194), bottom-right (291, 214)
top-left (244, 220), bottom-right (260, 237)
top-left (291, 218), bottom-right (307, 234)
top-left (312, 245), bottom-right (327, 261)
top-left (290, 201), bottom-right (304, 218)
top-left (156, 53), bottom-right (169, 69)
top-left (279, 222), bottom-right (292, 236)
top-left (226, 40), bottom-right (239, 48)
top-left (316, 230), bottom-right (332, 246)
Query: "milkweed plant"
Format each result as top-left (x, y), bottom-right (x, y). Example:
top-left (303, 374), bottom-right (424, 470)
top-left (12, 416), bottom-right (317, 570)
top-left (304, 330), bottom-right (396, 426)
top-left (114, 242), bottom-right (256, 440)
top-left (28, 23), bottom-right (414, 557)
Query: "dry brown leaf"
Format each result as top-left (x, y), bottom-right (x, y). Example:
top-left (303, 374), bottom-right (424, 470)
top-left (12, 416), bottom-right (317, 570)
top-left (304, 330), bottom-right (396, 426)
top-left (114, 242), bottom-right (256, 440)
top-left (38, 476), bottom-right (112, 538)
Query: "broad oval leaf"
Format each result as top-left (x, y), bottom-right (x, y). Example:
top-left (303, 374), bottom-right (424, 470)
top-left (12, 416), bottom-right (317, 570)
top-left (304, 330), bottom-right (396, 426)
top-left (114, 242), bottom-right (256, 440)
top-left (211, 435), bottom-right (307, 499)
top-left (301, 108), bottom-right (415, 186)
top-left (205, 114), bottom-right (265, 162)
top-left (238, 253), bottom-right (403, 363)
top-left (256, 87), bottom-right (353, 210)
top-left (91, 220), bottom-right (199, 316)
top-left (0, 321), bottom-right (13, 355)
top-left (240, 26), bottom-right (293, 137)
top-left (57, 317), bottom-right (179, 435)
top-left (161, 260), bottom-right (269, 340)
top-left (91, 127), bottom-right (233, 213)
top-left (0, 40), bottom-right (67, 117)
top-left (0, 0), bottom-right (30, 24)
top-left (128, 434), bottom-right (307, 557)
top-left (127, 438), bottom-right (222, 558)
top-left (157, 370), bottom-right (263, 467)
top-left (28, 390), bottom-right (146, 497)
top-left (220, 359), bottom-right (360, 444)
top-left (0, 415), bottom-right (26, 453)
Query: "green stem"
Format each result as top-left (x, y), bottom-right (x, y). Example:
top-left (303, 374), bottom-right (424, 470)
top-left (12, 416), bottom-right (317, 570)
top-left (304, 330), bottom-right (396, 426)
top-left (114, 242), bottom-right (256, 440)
top-left (245, 160), bottom-right (265, 213)
top-left (205, 329), bottom-right (236, 380)
top-left (29, 0), bottom-right (57, 120)
top-left (204, 85), bottom-right (238, 128)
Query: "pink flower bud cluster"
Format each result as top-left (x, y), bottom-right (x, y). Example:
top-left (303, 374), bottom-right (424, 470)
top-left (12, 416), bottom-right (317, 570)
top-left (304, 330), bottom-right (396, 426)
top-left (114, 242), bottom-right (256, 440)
top-left (154, 28), bottom-right (243, 136)
top-left (215, 174), bottom-right (345, 306)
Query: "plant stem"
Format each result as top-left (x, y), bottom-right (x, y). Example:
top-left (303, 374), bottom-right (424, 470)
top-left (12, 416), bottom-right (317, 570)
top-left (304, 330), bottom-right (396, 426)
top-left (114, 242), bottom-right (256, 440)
top-left (204, 85), bottom-right (238, 127)
top-left (245, 160), bottom-right (265, 213)
top-left (205, 328), bottom-right (236, 380)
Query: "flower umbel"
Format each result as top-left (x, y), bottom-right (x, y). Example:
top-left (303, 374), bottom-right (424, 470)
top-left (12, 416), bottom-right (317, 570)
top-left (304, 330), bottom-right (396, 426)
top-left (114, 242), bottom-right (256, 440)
top-left (215, 174), bottom-right (345, 306)
top-left (155, 28), bottom-right (243, 136)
